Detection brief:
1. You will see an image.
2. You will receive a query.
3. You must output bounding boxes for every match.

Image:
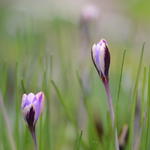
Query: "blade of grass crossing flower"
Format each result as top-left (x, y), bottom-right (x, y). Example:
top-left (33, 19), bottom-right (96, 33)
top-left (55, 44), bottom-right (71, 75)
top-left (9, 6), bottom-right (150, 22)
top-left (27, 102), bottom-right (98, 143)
top-left (115, 50), bottom-right (126, 125)
top-left (128, 43), bottom-right (145, 150)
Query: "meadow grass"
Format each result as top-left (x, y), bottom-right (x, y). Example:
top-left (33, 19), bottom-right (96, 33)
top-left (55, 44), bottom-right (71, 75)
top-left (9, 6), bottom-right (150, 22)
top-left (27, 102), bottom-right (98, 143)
top-left (0, 9), bottom-right (150, 150)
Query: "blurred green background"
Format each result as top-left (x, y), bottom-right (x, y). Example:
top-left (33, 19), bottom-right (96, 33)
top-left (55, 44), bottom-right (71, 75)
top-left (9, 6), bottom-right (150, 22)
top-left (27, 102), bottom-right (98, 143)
top-left (0, 0), bottom-right (150, 150)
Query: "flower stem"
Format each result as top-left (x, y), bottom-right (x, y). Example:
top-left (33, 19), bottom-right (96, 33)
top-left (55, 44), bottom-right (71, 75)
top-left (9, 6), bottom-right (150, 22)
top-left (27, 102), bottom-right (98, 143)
top-left (103, 80), bottom-right (119, 150)
top-left (30, 127), bottom-right (38, 150)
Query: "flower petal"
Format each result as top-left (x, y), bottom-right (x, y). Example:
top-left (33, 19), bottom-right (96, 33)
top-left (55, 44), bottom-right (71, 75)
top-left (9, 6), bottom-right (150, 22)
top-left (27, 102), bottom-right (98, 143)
top-left (21, 94), bottom-right (30, 109)
top-left (92, 44), bottom-right (101, 74)
top-left (34, 92), bottom-right (44, 121)
top-left (27, 93), bottom-right (36, 103)
top-left (98, 42), bottom-right (105, 76)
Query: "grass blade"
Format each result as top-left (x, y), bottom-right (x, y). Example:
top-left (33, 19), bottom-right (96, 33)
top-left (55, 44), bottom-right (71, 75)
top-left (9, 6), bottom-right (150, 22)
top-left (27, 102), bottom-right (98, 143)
top-left (128, 43), bottom-right (145, 150)
top-left (51, 80), bottom-right (76, 125)
top-left (115, 49), bottom-right (126, 125)
top-left (145, 67), bottom-right (150, 149)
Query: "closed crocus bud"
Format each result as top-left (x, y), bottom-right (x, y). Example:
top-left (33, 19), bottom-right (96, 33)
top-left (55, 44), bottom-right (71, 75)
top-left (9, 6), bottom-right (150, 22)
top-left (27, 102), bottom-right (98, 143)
top-left (91, 39), bottom-right (119, 150)
top-left (21, 92), bottom-right (44, 131)
top-left (91, 39), bottom-right (110, 82)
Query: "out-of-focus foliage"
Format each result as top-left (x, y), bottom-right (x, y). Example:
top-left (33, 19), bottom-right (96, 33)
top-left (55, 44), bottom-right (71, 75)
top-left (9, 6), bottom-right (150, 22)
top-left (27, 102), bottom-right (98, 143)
top-left (0, 0), bottom-right (150, 150)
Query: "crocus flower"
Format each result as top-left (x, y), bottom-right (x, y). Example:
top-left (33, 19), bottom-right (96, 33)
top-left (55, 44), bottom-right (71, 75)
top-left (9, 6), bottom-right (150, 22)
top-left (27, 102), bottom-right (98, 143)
top-left (91, 39), bottom-right (119, 150)
top-left (91, 39), bottom-right (110, 83)
top-left (21, 92), bottom-right (44, 150)
top-left (21, 92), bottom-right (44, 129)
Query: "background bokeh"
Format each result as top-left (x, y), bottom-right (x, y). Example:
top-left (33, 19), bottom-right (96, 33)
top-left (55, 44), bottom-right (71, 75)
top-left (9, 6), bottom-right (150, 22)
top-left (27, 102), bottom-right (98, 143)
top-left (0, 0), bottom-right (150, 150)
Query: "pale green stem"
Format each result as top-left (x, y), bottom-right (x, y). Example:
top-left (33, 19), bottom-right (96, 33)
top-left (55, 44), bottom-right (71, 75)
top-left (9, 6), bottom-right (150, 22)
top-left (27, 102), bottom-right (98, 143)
top-left (104, 80), bottom-right (119, 150)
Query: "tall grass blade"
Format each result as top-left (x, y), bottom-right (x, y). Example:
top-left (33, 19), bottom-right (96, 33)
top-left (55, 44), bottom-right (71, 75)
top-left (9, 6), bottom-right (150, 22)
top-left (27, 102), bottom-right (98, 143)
top-left (139, 67), bottom-right (147, 149)
top-left (145, 67), bottom-right (150, 149)
top-left (115, 50), bottom-right (126, 124)
top-left (51, 80), bottom-right (76, 125)
top-left (129, 43), bottom-right (145, 150)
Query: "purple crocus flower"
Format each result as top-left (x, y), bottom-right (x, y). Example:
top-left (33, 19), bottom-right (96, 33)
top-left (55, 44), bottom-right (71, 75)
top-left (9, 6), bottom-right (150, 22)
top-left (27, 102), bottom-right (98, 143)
top-left (21, 92), bottom-right (44, 129)
top-left (21, 92), bottom-right (44, 150)
top-left (91, 39), bottom-right (110, 82)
